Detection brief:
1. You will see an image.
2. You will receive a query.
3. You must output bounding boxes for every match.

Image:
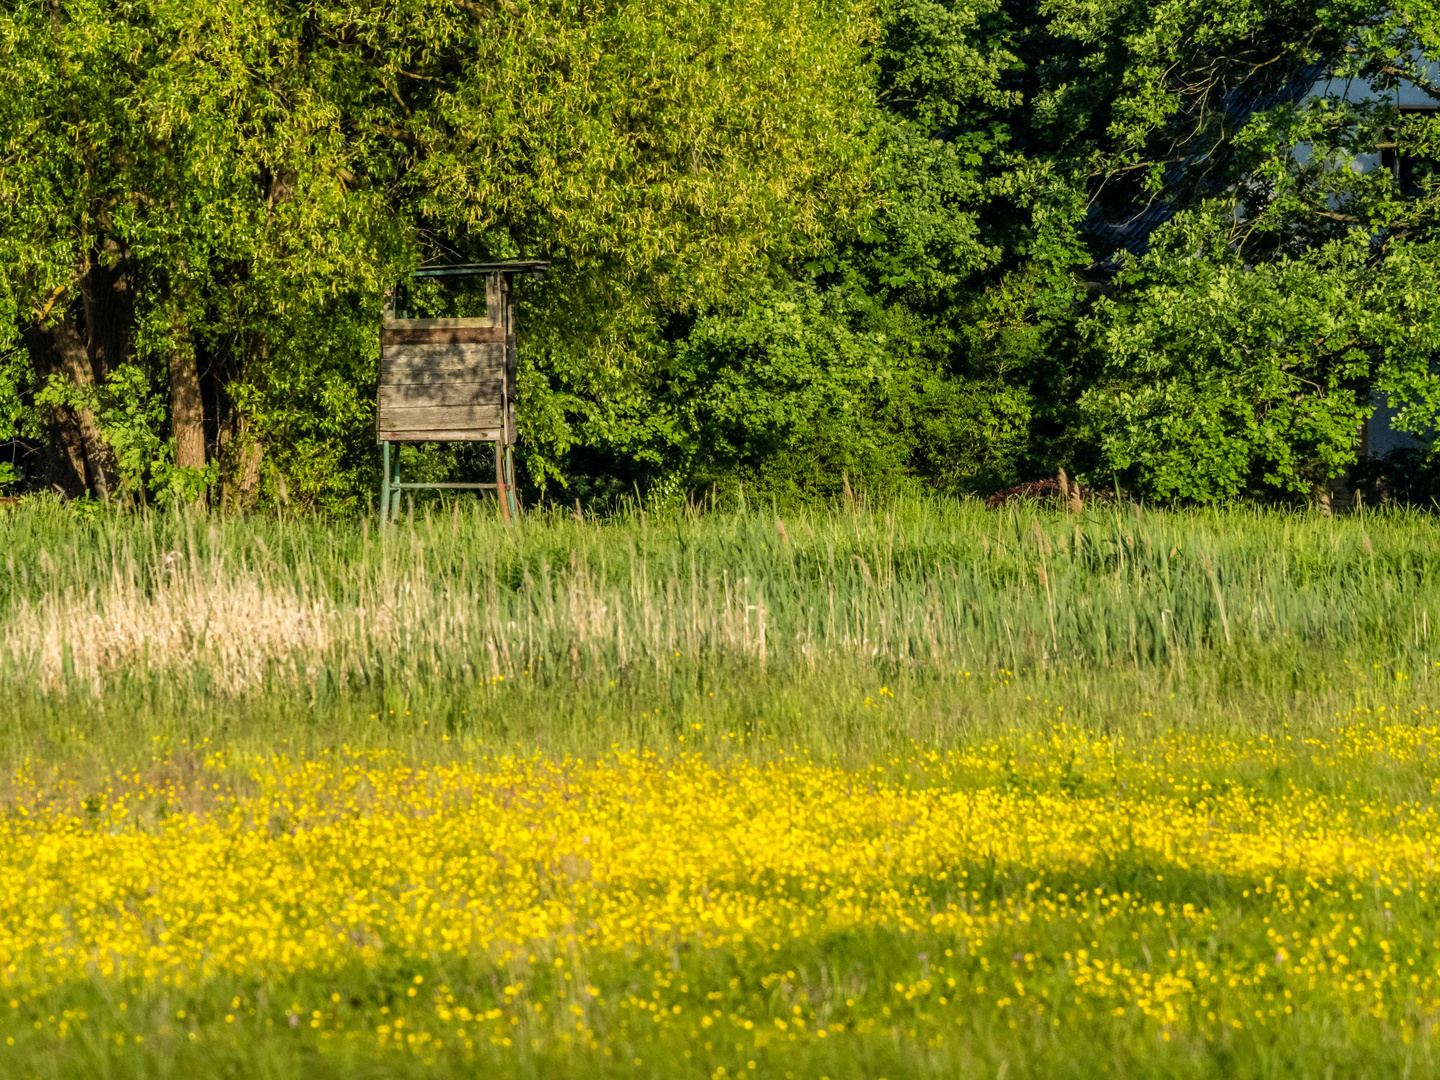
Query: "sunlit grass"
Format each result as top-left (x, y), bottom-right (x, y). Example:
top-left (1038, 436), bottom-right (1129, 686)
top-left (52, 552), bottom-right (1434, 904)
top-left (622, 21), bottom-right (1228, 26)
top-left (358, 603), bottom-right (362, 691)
top-left (2, 497), bottom-right (1440, 1075)
top-left (5, 715), bottom-right (1440, 1077)
top-left (1, 495), bottom-right (1438, 756)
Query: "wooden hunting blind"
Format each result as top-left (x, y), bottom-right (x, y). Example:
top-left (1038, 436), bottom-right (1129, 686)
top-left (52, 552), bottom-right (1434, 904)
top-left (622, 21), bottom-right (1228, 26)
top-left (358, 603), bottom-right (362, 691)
top-left (377, 260), bottom-right (548, 523)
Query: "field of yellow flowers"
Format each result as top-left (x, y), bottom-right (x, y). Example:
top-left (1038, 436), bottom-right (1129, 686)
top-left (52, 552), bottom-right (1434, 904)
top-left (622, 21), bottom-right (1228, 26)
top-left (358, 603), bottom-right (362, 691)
top-left (4, 709), bottom-right (1440, 1078)
top-left (4, 500), bottom-right (1440, 1074)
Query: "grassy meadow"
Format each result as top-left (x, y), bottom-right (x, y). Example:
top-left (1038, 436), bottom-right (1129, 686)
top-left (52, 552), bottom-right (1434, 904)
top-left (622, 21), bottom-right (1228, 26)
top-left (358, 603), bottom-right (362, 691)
top-left (2, 496), bottom-right (1440, 1077)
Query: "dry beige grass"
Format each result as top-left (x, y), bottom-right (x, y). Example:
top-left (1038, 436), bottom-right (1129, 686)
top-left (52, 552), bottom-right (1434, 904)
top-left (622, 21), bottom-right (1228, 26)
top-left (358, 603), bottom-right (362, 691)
top-left (2, 545), bottom-right (778, 696)
top-left (6, 566), bottom-right (345, 695)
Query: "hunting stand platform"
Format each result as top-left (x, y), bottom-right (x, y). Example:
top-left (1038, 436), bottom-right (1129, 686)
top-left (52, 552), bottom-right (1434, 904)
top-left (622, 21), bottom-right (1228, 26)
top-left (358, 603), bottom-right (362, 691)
top-left (377, 260), bottom-right (548, 523)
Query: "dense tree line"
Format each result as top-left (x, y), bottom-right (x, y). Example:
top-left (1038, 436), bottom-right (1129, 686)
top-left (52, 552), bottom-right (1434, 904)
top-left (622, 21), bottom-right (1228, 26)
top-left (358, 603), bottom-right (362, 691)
top-left (2, 0), bottom-right (1439, 509)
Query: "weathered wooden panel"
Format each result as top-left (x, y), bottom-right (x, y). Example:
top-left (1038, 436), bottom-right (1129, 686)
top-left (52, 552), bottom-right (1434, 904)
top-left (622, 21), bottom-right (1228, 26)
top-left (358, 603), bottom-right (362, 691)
top-left (382, 326), bottom-right (506, 346)
top-left (378, 381), bottom-right (503, 407)
top-left (377, 275), bottom-right (519, 445)
top-left (379, 427), bottom-right (505, 443)
top-left (380, 343), bottom-right (506, 383)
top-left (377, 403), bottom-right (505, 431)
top-left (382, 317), bottom-right (494, 329)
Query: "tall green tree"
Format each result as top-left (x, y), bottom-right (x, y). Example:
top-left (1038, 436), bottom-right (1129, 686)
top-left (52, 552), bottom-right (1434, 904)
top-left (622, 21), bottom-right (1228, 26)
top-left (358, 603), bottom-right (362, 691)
top-left (0, 0), bottom-right (877, 507)
top-left (1078, 0), bottom-right (1440, 501)
top-left (663, 0), bottom-right (1440, 504)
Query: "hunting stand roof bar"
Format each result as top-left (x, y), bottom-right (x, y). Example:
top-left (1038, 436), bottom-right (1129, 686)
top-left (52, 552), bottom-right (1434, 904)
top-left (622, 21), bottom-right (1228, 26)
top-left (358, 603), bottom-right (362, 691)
top-left (377, 260), bottom-right (548, 523)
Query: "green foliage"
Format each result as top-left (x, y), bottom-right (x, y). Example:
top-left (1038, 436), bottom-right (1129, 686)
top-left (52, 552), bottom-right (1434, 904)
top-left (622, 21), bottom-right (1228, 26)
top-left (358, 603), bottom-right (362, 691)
top-left (0, 0), bottom-right (877, 508)
top-left (3, 0), bottom-right (1440, 506)
top-left (1079, 210), bottom-right (1440, 502)
top-left (223, 297), bottom-right (383, 513)
top-left (0, 338), bottom-right (35, 447)
top-left (33, 362), bottom-right (230, 506)
top-left (656, 282), bottom-right (1048, 501)
top-left (662, 286), bottom-right (901, 499)
top-left (855, 0), bottom-right (1440, 501)
top-left (34, 364), bottom-right (164, 497)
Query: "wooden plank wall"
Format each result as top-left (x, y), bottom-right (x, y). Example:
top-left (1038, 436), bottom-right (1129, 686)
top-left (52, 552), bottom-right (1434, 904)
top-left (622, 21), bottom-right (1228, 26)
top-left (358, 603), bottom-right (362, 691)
top-left (378, 334), bottom-right (508, 442)
top-left (377, 272), bottom-right (517, 444)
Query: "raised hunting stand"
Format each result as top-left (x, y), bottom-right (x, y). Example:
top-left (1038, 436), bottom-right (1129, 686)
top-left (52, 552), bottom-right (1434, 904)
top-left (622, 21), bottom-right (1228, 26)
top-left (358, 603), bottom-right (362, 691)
top-left (377, 260), bottom-right (548, 524)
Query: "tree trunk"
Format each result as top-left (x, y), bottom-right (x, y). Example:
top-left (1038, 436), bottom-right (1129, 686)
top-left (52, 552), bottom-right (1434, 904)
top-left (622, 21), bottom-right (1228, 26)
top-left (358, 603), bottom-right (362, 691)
top-left (82, 244), bottom-right (134, 380)
top-left (168, 313), bottom-right (207, 506)
top-left (24, 324), bottom-right (89, 496)
top-left (23, 252), bottom-right (137, 501)
top-left (236, 439), bottom-right (265, 508)
top-left (23, 308), bottom-right (119, 500)
top-left (159, 278), bottom-right (210, 507)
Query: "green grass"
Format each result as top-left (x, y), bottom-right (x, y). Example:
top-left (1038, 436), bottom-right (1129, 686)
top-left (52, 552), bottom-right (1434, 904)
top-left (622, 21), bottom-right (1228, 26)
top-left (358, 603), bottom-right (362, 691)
top-left (2, 496), bottom-right (1440, 1078)
top-left (1, 494), bottom-right (1437, 759)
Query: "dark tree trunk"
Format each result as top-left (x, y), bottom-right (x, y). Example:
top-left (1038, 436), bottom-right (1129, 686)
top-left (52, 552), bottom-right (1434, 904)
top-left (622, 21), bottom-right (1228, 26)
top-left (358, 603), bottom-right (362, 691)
top-left (23, 251), bottom-right (138, 500)
top-left (81, 244), bottom-right (135, 380)
top-left (23, 304), bottom-right (119, 500)
top-left (22, 321), bottom-right (89, 496)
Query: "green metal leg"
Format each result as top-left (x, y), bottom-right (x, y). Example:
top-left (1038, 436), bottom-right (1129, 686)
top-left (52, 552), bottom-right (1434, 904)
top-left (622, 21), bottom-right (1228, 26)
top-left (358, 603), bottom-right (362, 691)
top-left (494, 443), bottom-right (509, 521)
top-left (380, 442), bottom-right (390, 527)
top-left (386, 439), bottom-right (514, 523)
top-left (390, 448), bottom-right (402, 523)
top-left (504, 445), bottom-right (518, 520)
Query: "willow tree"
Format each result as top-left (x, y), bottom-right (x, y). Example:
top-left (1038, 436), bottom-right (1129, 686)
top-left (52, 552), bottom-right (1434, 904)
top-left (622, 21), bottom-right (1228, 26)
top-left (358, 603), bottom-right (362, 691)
top-left (0, 0), bottom-right (876, 505)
